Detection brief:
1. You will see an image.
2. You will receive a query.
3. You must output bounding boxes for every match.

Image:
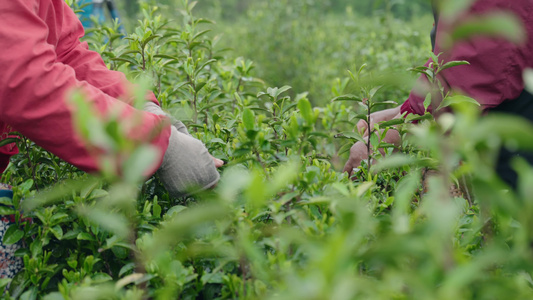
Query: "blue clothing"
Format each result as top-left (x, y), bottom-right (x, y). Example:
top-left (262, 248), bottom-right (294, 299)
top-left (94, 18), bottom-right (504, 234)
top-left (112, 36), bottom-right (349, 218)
top-left (0, 183), bottom-right (24, 280)
top-left (78, 0), bottom-right (101, 29)
top-left (77, 0), bottom-right (125, 33)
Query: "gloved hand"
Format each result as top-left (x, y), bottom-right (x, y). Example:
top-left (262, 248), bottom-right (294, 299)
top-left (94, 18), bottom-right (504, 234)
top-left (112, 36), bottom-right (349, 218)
top-left (144, 102), bottom-right (223, 197)
top-left (144, 101), bottom-right (190, 135)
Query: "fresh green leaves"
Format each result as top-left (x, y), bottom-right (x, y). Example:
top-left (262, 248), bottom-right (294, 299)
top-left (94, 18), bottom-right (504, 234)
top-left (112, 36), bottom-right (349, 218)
top-left (5, 1), bottom-right (533, 299)
top-left (3, 226), bottom-right (24, 245)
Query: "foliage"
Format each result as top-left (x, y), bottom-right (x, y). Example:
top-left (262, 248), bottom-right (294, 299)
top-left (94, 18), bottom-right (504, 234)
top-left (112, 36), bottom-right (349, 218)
top-left (191, 0), bottom-right (431, 20)
top-left (1, 1), bottom-right (533, 299)
top-left (103, 0), bottom-right (432, 105)
top-left (209, 0), bottom-right (431, 106)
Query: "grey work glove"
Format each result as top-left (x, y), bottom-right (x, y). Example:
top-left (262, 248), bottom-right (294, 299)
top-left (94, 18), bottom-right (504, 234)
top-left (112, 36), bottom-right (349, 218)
top-left (144, 102), bottom-right (190, 135)
top-left (144, 102), bottom-right (221, 197)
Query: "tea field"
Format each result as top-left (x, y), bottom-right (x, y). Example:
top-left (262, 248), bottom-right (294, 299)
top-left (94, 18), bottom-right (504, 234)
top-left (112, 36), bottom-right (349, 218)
top-left (2, 0), bottom-right (533, 299)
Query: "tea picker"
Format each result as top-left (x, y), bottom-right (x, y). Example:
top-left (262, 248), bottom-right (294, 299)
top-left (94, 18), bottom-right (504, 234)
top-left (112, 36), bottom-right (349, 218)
top-left (0, 0), bottom-right (223, 280)
top-left (343, 0), bottom-right (533, 189)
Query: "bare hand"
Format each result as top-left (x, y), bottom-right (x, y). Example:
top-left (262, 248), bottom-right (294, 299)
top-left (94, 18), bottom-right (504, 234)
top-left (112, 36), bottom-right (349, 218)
top-left (343, 141), bottom-right (369, 178)
top-left (344, 106), bottom-right (403, 177)
top-left (357, 106), bottom-right (402, 137)
top-left (211, 156), bottom-right (224, 168)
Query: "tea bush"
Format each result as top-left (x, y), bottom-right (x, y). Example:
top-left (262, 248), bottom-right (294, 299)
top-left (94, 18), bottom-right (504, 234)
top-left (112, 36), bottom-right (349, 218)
top-left (2, 1), bottom-right (533, 299)
top-left (197, 0), bottom-right (432, 105)
top-left (192, 0), bottom-right (431, 20)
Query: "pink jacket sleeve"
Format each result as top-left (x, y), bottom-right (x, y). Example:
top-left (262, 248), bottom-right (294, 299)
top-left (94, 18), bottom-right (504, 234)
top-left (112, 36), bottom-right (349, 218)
top-left (401, 0), bottom-right (533, 116)
top-left (0, 0), bottom-right (170, 174)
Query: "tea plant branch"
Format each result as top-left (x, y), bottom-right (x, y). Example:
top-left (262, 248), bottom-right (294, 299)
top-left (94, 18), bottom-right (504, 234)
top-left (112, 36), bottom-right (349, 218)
top-left (366, 100), bottom-right (372, 178)
top-left (239, 255), bottom-right (248, 298)
top-left (21, 137), bottom-right (39, 191)
top-left (141, 45), bottom-right (146, 71)
top-left (462, 174), bottom-right (473, 206)
top-left (254, 149), bottom-right (269, 180)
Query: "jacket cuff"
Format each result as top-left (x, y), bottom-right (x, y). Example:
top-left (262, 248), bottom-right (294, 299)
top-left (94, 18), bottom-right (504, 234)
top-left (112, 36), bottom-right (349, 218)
top-left (400, 99), bottom-right (420, 117)
top-left (145, 121), bottom-right (171, 177)
top-left (146, 91), bottom-right (160, 106)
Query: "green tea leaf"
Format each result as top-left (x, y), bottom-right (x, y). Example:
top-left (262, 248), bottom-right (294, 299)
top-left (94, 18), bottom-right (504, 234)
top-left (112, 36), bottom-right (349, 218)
top-left (0, 206), bottom-right (15, 215)
top-left (335, 132), bottom-right (365, 144)
top-left (0, 197), bottom-right (13, 206)
top-left (332, 94), bottom-right (363, 102)
top-left (0, 138), bottom-right (18, 148)
top-left (440, 60), bottom-right (470, 72)
top-left (119, 263), bottom-right (136, 277)
top-left (298, 97), bottom-right (314, 125)
top-left (3, 226), bottom-right (24, 245)
top-left (438, 95), bottom-right (480, 110)
top-left (50, 225), bottom-right (63, 240)
top-left (423, 94), bottom-right (432, 112)
top-left (524, 68), bottom-right (533, 94)
top-left (242, 108), bottom-right (255, 131)
top-left (153, 197), bottom-right (162, 218)
top-left (77, 207), bottom-right (130, 239)
top-left (77, 232), bottom-right (95, 241)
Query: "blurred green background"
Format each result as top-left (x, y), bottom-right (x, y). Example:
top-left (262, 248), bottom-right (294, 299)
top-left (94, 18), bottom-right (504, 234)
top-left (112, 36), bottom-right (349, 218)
top-left (103, 0), bottom-right (432, 105)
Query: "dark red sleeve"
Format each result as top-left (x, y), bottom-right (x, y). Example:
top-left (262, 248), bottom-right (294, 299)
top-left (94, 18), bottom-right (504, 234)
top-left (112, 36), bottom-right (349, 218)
top-left (402, 0), bottom-right (533, 116)
top-left (0, 123), bottom-right (18, 174)
top-left (0, 0), bottom-right (170, 174)
top-left (400, 99), bottom-right (417, 116)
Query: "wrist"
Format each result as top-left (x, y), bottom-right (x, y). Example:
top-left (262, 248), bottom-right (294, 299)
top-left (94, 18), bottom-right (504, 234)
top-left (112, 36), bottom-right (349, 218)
top-left (144, 101), bottom-right (166, 116)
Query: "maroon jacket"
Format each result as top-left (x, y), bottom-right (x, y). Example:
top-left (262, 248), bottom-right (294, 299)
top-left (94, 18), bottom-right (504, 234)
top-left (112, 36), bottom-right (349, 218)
top-left (0, 0), bottom-right (171, 174)
top-left (401, 0), bottom-right (533, 115)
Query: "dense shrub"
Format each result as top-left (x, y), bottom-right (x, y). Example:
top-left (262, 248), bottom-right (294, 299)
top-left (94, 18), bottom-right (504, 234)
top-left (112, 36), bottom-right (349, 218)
top-left (193, 0), bottom-right (431, 20)
top-left (214, 1), bottom-right (432, 105)
top-left (1, 1), bottom-right (533, 299)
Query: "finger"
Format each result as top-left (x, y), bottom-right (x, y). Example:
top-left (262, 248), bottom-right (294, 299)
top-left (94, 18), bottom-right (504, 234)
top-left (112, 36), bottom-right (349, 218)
top-left (357, 118), bottom-right (375, 137)
top-left (343, 159), bottom-right (355, 177)
top-left (212, 156), bottom-right (224, 168)
top-left (356, 119), bottom-right (367, 135)
top-left (343, 162), bottom-right (360, 181)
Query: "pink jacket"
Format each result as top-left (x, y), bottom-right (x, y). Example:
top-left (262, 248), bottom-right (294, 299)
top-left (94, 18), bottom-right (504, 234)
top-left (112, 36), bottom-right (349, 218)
top-left (401, 0), bottom-right (533, 115)
top-left (0, 0), bottom-right (171, 174)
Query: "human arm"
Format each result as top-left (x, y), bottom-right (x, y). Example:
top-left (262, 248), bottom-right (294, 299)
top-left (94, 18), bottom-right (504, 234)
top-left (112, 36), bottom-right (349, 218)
top-left (59, 1), bottom-right (223, 193)
top-left (343, 0), bottom-right (532, 177)
top-left (144, 102), bottom-right (224, 168)
top-left (401, 0), bottom-right (532, 116)
top-left (59, 1), bottom-right (224, 170)
top-left (0, 0), bottom-right (170, 174)
top-left (343, 107), bottom-right (402, 177)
